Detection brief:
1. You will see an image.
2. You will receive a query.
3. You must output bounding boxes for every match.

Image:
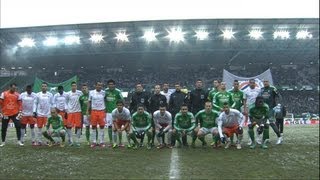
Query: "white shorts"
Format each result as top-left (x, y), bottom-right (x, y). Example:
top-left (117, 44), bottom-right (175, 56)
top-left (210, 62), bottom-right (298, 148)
top-left (199, 127), bottom-right (218, 135)
top-left (83, 115), bottom-right (90, 127)
top-left (106, 113), bottom-right (113, 127)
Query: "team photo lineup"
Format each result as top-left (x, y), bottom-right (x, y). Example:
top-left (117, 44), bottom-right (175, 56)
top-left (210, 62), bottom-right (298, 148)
top-left (0, 78), bottom-right (286, 150)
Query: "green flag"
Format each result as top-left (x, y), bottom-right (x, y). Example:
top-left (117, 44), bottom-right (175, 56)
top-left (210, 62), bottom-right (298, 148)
top-left (33, 76), bottom-right (78, 93)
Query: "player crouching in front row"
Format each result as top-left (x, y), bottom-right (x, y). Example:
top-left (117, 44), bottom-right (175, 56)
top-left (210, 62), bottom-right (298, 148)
top-left (218, 102), bottom-right (244, 150)
top-left (128, 105), bottom-right (152, 149)
top-left (172, 104), bottom-right (196, 148)
top-left (247, 96), bottom-right (271, 149)
top-left (42, 108), bottom-right (66, 147)
top-left (153, 104), bottom-right (173, 149)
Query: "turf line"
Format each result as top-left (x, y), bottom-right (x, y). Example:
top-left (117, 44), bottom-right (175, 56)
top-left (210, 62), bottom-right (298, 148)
top-left (169, 148), bottom-right (180, 179)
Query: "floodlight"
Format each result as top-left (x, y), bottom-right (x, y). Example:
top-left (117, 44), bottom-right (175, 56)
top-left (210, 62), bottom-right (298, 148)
top-left (18, 38), bottom-right (35, 47)
top-left (273, 30), bottom-right (290, 39)
top-left (90, 34), bottom-right (104, 43)
top-left (222, 29), bottom-right (235, 39)
top-left (43, 37), bottom-right (58, 46)
top-left (195, 30), bottom-right (209, 40)
top-left (142, 30), bottom-right (158, 42)
top-left (115, 32), bottom-right (129, 42)
top-left (296, 30), bottom-right (312, 39)
top-left (249, 29), bottom-right (263, 39)
top-left (167, 28), bottom-right (185, 43)
top-left (64, 35), bottom-right (80, 45)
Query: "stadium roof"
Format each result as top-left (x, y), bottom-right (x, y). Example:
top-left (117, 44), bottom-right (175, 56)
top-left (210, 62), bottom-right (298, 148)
top-left (0, 18), bottom-right (319, 66)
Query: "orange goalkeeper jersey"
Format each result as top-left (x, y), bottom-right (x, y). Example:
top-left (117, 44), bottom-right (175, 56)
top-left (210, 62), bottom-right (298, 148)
top-left (0, 90), bottom-right (21, 116)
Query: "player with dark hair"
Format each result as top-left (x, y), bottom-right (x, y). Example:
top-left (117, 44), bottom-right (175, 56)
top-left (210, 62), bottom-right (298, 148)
top-left (149, 84), bottom-right (167, 147)
top-left (129, 104), bottom-right (152, 149)
top-left (34, 82), bottom-right (53, 145)
top-left (65, 81), bottom-right (83, 147)
top-left (79, 83), bottom-right (91, 145)
top-left (248, 96), bottom-right (270, 149)
top-left (153, 104), bottom-right (172, 149)
top-left (111, 100), bottom-right (131, 148)
top-left (0, 83), bottom-right (23, 146)
top-left (129, 83), bottom-right (150, 114)
top-left (217, 102), bottom-right (245, 149)
top-left (259, 79), bottom-right (283, 145)
top-left (19, 85), bottom-right (37, 145)
top-left (105, 79), bottom-right (124, 147)
top-left (88, 81), bottom-right (106, 148)
top-left (172, 104), bottom-right (196, 148)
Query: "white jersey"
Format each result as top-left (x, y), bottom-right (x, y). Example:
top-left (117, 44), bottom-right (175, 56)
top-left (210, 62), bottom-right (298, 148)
top-left (34, 91), bottom-right (53, 117)
top-left (218, 109), bottom-right (244, 137)
top-left (244, 87), bottom-right (260, 106)
top-left (89, 90), bottom-right (105, 111)
top-left (218, 109), bottom-right (244, 128)
top-left (19, 92), bottom-right (37, 116)
top-left (153, 110), bottom-right (172, 129)
top-left (53, 92), bottom-right (68, 111)
top-left (66, 90), bottom-right (82, 113)
top-left (160, 91), bottom-right (171, 104)
top-left (111, 107), bottom-right (131, 121)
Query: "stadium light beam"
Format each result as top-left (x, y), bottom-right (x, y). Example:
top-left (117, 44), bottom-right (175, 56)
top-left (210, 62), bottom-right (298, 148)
top-left (296, 30), bottom-right (312, 39)
top-left (249, 29), bottom-right (263, 39)
top-left (18, 38), bottom-right (35, 47)
top-left (142, 30), bottom-right (158, 42)
top-left (43, 37), bottom-right (58, 46)
top-left (115, 32), bottom-right (129, 42)
top-left (90, 34), bottom-right (104, 43)
top-left (273, 30), bottom-right (290, 39)
top-left (195, 30), bottom-right (209, 40)
top-left (222, 29), bottom-right (235, 39)
top-left (64, 35), bottom-right (80, 45)
top-left (167, 28), bottom-right (185, 43)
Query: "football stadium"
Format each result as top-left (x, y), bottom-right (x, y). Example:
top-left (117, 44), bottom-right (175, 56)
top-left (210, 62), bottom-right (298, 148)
top-left (0, 0), bottom-right (319, 179)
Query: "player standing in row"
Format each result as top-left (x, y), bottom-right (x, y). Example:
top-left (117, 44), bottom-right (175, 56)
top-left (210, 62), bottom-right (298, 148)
top-left (111, 100), bottom-right (131, 148)
top-left (149, 84), bottom-right (167, 147)
top-left (88, 82), bottom-right (106, 148)
top-left (173, 104), bottom-right (196, 148)
top-left (153, 104), bottom-right (172, 149)
top-left (19, 85), bottom-right (37, 145)
top-left (79, 83), bottom-right (91, 145)
top-left (105, 79), bottom-right (124, 147)
top-left (194, 101), bottom-right (219, 147)
top-left (34, 82), bottom-right (53, 145)
top-left (66, 81), bottom-right (83, 146)
top-left (129, 105), bottom-right (152, 149)
top-left (259, 79), bottom-right (282, 144)
top-left (218, 103), bottom-right (245, 149)
top-left (0, 83), bottom-right (23, 147)
top-left (53, 86), bottom-right (68, 131)
top-left (208, 80), bottom-right (221, 103)
top-left (213, 82), bottom-right (233, 112)
top-left (243, 79), bottom-right (261, 145)
top-left (169, 82), bottom-right (188, 146)
top-left (228, 80), bottom-right (246, 145)
top-left (160, 83), bottom-right (171, 104)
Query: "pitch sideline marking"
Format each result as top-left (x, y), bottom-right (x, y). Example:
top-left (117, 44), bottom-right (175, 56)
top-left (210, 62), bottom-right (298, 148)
top-left (169, 148), bottom-right (180, 179)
